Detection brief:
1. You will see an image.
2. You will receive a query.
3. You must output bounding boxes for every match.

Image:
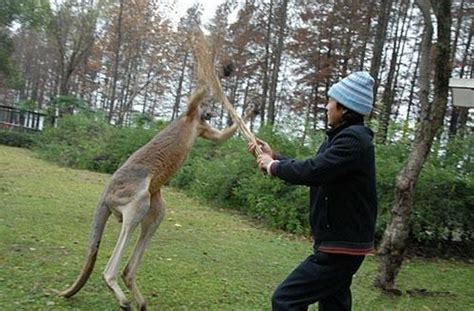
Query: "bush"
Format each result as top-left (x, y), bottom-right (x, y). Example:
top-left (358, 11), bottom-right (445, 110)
top-left (31, 114), bottom-right (472, 256)
top-left (413, 164), bottom-right (473, 251)
top-left (91, 125), bottom-right (160, 173)
top-left (36, 113), bottom-right (166, 173)
top-left (0, 130), bottom-right (37, 148)
top-left (171, 128), bottom-right (472, 256)
top-left (36, 114), bottom-right (111, 169)
top-left (373, 143), bottom-right (410, 239)
top-left (171, 128), bottom-right (314, 236)
top-left (235, 172), bottom-right (309, 234)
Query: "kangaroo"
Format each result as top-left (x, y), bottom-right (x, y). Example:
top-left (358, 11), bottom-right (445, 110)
top-left (58, 32), bottom-right (254, 310)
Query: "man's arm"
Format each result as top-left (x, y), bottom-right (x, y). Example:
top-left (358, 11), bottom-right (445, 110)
top-left (267, 131), bottom-right (362, 186)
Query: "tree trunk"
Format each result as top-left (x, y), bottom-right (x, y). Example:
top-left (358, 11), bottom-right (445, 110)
top-left (59, 56), bottom-right (76, 96)
top-left (450, 0), bottom-right (465, 61)
top-left (267, 0), bottom-right (289, 126)
top-left (142, 69), bottom-right (152, 114)
top-left (172, 51), bottom-right (189, 121)
top-left (117, 57), bottom-right (133, 126)
top-left (107, 0), bottom-right (124, 123)
top-left (375, 0), bottom-right (452, 291)
top-left (447, 0), bottom-right (464, 136)
top-left (302, 84), bottom-right (316, 146)
top-left (376, 0), bottom-right (410, 144)
top-left (392, 1), bottom-right (414, 122)
top-left (359, 1), bottom-right (376, 70)
top-left (449, 15), bottom-right (472, 136)
top-left (260, 0), bottom-right (274, 125)
top-left (241, 81), bottom-right (250, 119)
top-left (369, 0), bottom-right (393, 97)
top-left (401, 42), bottom-right (421, 140)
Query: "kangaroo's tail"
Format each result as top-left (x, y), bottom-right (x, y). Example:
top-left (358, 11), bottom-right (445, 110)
top-left (58, 189), bottom-right (111, 298)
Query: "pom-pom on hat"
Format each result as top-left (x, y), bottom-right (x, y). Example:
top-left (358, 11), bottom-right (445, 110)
top-left (328, 71), bottom-right (375, 116)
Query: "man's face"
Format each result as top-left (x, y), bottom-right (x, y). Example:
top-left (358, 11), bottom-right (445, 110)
top-left (325, 99), bottom-right (344, 127)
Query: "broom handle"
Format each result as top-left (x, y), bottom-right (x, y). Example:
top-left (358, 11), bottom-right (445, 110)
top-left (211, 79), bottom-right (262, 156)
top-left (193, 29), bottom-right (263, 156)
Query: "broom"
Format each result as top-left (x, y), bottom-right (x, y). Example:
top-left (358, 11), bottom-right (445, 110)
top-left (192, 28), bottom-right (263, 156)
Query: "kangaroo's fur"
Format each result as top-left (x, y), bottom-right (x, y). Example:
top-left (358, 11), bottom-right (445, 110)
top-left (58, 33), bottom-right (253, 310)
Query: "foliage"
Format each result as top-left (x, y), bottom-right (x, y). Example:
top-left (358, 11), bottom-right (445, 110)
top-left (170, 127), bottom-right (312, 235)
top-left (418, 135), bottom-right (473, 253)
top-left (31, 114), bottom-right (473, 256)
top-left (373, 142), bottom-right (411, 238)
top-left (0, 0), bottom-right (471, 150)
top-left (0, 0), bottom-right (51, 28)
top-left (171, 128), bottom-right (472, 256)
top-left (47, 96), bottom-right (93, 117)
top-left (0, 0), bottom-right (50, 83)
top-left (36, 114), bottom-right (111, 169)
top-left (16, 99), bottom-right (38, 112)
top-left (438, 135), bottom-right (474, 174)
top-left (374, 140), bottom-right (473, 256)
top-left (0, 29), bottom-right (22, 87)
top-left (91, 122), bottom-right (164, 173)
top-left (0, 129), bottom-right (36, 148)
top-left (414, 166), bottom-right (473, 245)
top-left (36, 113), bottom-right (166, 173)
top-left (1, 145), bottom-right (473, 310)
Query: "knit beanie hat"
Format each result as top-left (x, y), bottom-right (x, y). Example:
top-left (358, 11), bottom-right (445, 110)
top-left (328, 71), bottom-right (375, 116)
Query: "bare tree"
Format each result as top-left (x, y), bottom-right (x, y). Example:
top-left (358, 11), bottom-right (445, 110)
top-left (376, 0), bottom-right (411, 144)
top-left (375, 0), bottom-right (452, 291)
top-left (449, 8), bottom-right (472, 137)
top-left (48, 0), bottom-right (97, 97)
top-left (107, 0), bottom-right (124, 122)
top-left (267, 0), bottom-right (289, 125)
top-left (370, 0), bottom-right (393, 99)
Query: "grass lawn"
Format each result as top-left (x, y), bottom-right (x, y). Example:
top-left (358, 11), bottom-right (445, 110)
top-left (0, 145), bottom-right (473, 310)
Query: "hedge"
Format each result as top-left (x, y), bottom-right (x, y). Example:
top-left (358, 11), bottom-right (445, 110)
top-left (7, 114), bottom-right (471, 257)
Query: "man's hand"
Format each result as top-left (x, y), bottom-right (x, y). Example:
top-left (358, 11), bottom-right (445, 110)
top-left (257, 153), bottom-right (274, 173)
top-left (248, 138), bottom-right (274, 158)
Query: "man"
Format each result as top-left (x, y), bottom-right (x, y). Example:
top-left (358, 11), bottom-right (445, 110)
top-left (249, 71), bottom-right (378, 310)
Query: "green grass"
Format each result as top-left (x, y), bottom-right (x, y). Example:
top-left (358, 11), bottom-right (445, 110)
top-left (0, 145), bottom-right (473, 310)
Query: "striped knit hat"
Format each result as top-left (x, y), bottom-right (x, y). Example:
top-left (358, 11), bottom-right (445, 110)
top-left (328, 71), bottom-right (375, 116)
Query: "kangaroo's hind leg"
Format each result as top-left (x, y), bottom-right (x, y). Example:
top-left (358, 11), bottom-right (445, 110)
top-left (122, 192), bottom-right (166, 311)
top-left (103, 189), bottom-right (151, 310)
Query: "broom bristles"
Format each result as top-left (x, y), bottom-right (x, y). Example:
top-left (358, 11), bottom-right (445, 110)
top-left (192, 28), bottom-right (262, 155)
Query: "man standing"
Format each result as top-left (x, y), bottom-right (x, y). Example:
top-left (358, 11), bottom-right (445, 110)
top-left (249, 72), bottom-right (378, 310)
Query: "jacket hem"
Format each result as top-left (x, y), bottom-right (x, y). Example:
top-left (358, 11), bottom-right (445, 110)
top-left (318, 241), bottom-right (375, 255)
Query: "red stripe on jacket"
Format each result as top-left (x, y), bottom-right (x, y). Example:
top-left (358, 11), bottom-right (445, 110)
top-left (319, 246), bottom-right (374, 256)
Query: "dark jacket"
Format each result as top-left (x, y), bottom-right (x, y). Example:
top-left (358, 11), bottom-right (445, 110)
top-left (271, 121), bottom-right (377, 255)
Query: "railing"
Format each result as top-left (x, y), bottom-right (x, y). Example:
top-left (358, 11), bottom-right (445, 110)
top-left (0, 105), bottom-right (48, 132)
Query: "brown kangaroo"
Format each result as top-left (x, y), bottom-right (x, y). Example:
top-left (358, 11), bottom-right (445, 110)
top-left (58, 32), bottom-right (254, 310)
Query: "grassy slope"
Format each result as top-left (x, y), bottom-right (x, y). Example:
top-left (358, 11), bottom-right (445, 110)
top-left (0, 145), bottom-right (472, 310)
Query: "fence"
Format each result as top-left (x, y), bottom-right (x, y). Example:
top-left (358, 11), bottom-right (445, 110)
top-left (0, 105), bottom-right (48, 132)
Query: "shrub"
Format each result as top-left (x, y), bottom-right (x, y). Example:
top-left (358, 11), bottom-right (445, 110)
top-left (171, 128), bottom-right (312, 235)
top-left (0, 130), bottom-right (37, 148)
top-left (36, 114), bottom-right (111, 169)
top-left (235, 172), bottom-right (309, 234)
top-left (31, 113), bottom-right (472, 256)
top-left (373, 143), bottom-right (410, 239)
top-left (92, 125), bottom-right (160, 173)
top-left (36, 113), bottom-right (166, 173)
top-left (171, 128), bottom-right (472, 256)
top-left (413, 164), bottom-right (473, 249)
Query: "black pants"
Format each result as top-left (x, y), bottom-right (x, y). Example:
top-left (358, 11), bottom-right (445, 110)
top-left (272, 251), bottom-right (364, 311)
